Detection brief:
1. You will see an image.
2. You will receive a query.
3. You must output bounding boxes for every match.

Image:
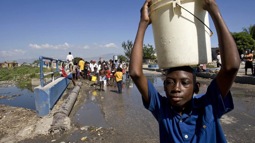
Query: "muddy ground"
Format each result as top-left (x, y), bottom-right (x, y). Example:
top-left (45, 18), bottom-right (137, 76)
top-left (0, 104), bottom-right (40, 142)
top-left (0, 80), bottom-right (80, 143)
top-left (0, 71), bottom-right (255, 143)
top-left (0, 81), bottom-right (40, 142)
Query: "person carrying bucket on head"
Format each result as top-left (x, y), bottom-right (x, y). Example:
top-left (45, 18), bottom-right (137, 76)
top-left (129, 0), bottom-right (240, 142)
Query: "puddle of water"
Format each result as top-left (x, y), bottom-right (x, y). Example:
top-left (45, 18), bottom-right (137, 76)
top-left (73, 100), bottom-right (109, 128)
top-left (73, 76), bottom-right (164, 127)
top-left (0, 86), bottom-right (36, 110)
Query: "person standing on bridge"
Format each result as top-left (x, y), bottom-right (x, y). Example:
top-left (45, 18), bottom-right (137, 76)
top-left (129, 0), bottom-right (240, 142)
top-left (66, 52), bottom-right (74, 71)
top-left (66, 52), bottom-right (74, 63)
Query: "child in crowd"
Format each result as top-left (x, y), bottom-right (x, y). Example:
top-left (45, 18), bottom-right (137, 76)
top-left (60, 63), bottom-right (76, 86)
top-left (84, 61), bottom-right (91, 80)
top-left (114, 67), bottom-right (123, 94)
top-left (105, 66), bottom-right (111, 86)
top-left (99, 69), bottom-right (106, 91)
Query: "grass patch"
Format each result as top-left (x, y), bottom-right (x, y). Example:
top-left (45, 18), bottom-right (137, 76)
top-left (0, 65), bottom-right (58, 89)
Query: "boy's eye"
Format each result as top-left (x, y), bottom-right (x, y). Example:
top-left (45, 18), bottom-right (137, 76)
top-left (181, 80), bottom-right (191, 86)
top-left (165, 79), bottom-right (191, 87)
top-left (165, 80), bottom-right (175, 85)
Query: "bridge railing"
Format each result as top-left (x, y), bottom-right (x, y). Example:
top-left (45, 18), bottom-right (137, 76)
top-left (34, 56), bottom-right (71, 117)
top-left (38, 56), bottom-right (65, 87)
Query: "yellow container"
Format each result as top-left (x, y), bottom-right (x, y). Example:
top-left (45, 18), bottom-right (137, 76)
top-left (91, 76), bottom-right (97, 82)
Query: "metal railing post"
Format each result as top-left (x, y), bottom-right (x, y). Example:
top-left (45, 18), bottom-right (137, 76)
top-left (39, 56), bottom-right (44, 87)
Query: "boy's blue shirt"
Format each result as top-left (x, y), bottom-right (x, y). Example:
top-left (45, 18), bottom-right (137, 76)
top-left (143, 79), bottom-right (234, 143)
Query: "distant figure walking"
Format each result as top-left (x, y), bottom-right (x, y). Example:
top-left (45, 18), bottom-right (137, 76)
top-left (216, 50), bottom-right (222, 67)
top-left (114, 67), bottom-right (123, 94)
top-left (244, 50), bottom-right (253, 75)
top-left (99, 69), bottom-right (106, 91)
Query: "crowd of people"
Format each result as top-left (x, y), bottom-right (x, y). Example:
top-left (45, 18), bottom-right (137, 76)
top-left (61, 52), bottom-right (129, 94)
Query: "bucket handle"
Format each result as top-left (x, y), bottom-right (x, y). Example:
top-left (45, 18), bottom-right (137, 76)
top-left (176, 3), bottom-right (213, 37)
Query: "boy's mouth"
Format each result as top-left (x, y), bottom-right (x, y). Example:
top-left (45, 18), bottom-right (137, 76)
top-left (169, 95), bottom-right (182, 102)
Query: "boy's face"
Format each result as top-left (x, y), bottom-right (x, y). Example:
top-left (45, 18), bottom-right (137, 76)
top-left (164, 70), bottom-right (194, 108)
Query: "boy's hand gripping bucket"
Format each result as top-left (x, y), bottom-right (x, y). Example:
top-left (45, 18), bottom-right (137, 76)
top-left (150, 0), bottom-right (212, 69)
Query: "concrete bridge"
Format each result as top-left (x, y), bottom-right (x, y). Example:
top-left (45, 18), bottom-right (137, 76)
top-left (33, 56), bottom-right (81, 117)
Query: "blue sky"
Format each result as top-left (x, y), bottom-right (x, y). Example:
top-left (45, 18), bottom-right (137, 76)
top-left (0, 0), bottom-right (254, 62)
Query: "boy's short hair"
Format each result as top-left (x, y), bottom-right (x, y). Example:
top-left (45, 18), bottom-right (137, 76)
top-left (165, 66), bottom-right (198, 93)
top-left (117, 67), bottom-right (122, 72)
top-left (166, 66), bottom-right (194, 75)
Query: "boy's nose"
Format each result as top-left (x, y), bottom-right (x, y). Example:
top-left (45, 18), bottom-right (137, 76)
top-left (173, 82), bottom-right (181, 92)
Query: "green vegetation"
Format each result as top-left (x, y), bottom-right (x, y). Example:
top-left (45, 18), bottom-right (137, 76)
top-left (117, 55), bottom-right (128, 62)
top-left (233, 24), bottom-right (255, 54)
top-left (232, 32), bottom-right (255, 52)
top-left (243, 24), bottom-right (255, 40)
top-left (0, 65), bottom-right (55, 89)
top-left (143, 44), bottom-right (157, 60)
top-left (122, 40), bottom-right (157, 61)
top-left (121, 40), bottom-right (134, 60)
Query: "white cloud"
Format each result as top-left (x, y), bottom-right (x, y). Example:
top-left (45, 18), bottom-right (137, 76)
top-left (0, 49), bottom-right (26, 58)
top-left (80, 42), bottom-right (118, 50)
top-left (29, 42), bottom-right (71, 50)
top-left (83, 45), bottom-right (90, 49)
top-left (104, 43), bottom-right (117, 48)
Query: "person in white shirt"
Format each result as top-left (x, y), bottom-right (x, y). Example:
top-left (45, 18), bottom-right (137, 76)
top-left (66, 52), bottom-right (74, 63)
top-left (216, 51), bottom-right (222, 67)
top-left (66, 52), bottom-right (74, 70)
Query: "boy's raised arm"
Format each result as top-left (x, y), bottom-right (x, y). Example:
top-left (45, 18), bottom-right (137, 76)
top-left (129, 0), bottom-right (152, 103)
top-left (204, 0), bottom-right (241, 97)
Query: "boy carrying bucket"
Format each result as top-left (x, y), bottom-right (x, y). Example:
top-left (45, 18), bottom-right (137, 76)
top-left (129, 0), bottom-right (240, 142)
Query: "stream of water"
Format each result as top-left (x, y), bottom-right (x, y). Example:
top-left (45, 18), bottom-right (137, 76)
top-left (0, 85), bottom-right (36, 110)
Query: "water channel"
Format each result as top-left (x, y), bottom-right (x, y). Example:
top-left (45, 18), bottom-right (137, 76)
top-left (0, 84), bottom-right (36, 110)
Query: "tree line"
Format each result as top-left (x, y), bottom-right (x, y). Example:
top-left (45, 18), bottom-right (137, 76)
top-left (232, 24), bottom-right (255, 54)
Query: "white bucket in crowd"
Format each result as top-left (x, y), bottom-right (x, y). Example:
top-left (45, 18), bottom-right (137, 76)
top-left (113, 55), bottom-right (118, 61)
top-left (150, 0), bottom-right (212, 69)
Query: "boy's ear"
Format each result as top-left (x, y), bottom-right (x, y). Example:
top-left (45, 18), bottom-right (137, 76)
top-left (194, 82), bottom-right (200, 94)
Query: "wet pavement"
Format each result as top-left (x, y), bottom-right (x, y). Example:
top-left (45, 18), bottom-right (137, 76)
top-left (19, 70), bottom-right (255, 143)
top-left (20, 71), bottom-right (161, 143)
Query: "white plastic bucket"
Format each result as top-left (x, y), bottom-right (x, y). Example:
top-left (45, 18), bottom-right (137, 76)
top-left (113, 55), bottom-right (118, 61)
top-left (150, 0), bottom-right (212, 69)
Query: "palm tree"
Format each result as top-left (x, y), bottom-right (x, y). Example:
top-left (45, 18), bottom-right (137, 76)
top-left (243, 24), bottom-right (255, 40)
